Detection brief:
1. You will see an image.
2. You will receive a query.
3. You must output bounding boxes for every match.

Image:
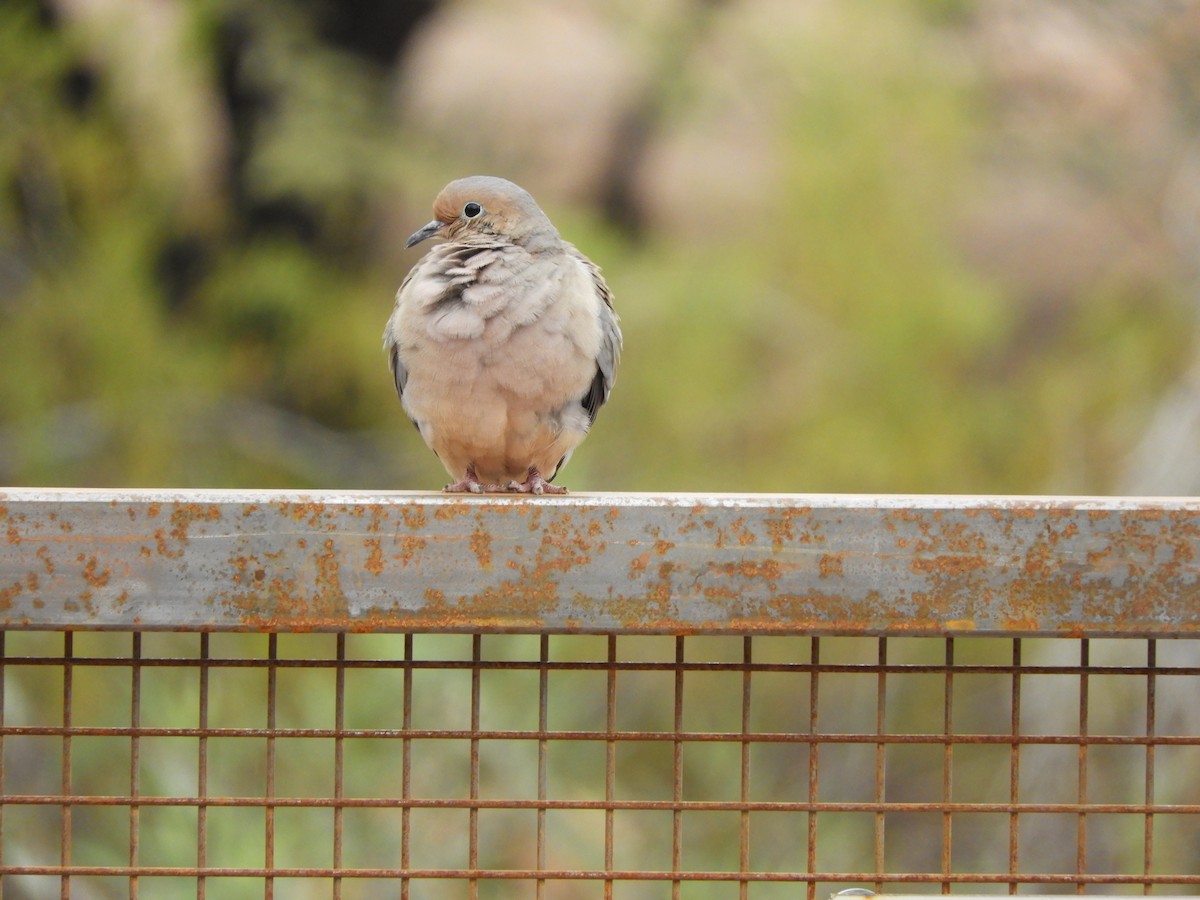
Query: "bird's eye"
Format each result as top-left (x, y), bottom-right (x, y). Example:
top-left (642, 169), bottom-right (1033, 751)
top-left (463, 202), bottom-right (482, 219)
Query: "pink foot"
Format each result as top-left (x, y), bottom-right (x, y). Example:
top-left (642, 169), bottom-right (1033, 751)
top-left (444, 465), bottom-right (504, 494)
top-left (507, 467), bottom-right (568, 495)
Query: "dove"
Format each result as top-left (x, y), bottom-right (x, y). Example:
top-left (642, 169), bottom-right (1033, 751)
top-left (384, 176), bottom-right (621, 494)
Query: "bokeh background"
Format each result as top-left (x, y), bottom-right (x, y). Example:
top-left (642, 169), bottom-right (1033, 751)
top-left (4, 0), bottom-right (1200, 495)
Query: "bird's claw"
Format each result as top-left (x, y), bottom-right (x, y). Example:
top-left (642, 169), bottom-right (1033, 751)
top-left (445, 466), bottom-right (567, 494)
top-left (443, 482), bottom-right (510, 493)
top-left (506, 468), bottom-right (568, 495)
top-left (443, 466), bottom-right (504, 493)
top-left (443, 480), bottom-right (482, 493)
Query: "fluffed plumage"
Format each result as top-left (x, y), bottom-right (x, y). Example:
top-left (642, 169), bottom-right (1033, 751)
top-left (384, 176), bottom-right (621, 493)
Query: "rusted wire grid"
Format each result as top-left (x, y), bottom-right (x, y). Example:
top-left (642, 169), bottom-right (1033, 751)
top-left (3, 631), bottom-right (1198, 894)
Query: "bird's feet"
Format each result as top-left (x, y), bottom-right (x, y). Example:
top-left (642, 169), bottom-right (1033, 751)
top-left (443, 465), bottom-right (504, 494)
top-left (507, 467), bottom-right (568, 495)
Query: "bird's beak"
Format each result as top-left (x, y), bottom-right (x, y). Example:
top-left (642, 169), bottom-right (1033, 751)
top-left (405, 219), bottom-right (443, 249)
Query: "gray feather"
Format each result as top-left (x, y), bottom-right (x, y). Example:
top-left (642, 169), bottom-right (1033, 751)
top-left (578, 252), bottom-right (621, 424)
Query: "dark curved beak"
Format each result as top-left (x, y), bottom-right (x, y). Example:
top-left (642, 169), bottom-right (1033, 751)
top-left (405, 219), bottom-right (443, 249)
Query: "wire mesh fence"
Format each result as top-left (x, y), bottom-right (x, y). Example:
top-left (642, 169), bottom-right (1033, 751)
top-left (1, 491), bottom-right (1198, 897)
top-left (4, 631), bottom-right (1199, 897)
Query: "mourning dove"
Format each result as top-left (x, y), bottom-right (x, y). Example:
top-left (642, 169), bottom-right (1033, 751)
top-left (384, 176), bottom-right (621, 494)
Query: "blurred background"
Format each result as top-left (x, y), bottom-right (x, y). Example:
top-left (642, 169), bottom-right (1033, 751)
top-left (3, 0), bottom-right (1200, 495)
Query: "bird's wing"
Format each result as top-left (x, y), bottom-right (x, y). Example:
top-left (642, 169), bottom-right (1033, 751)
top-left (383, 268), bottom-right (417, 403)
top-left (387, 339), bottom-right (408, 402)
top-left (577, 253), bottom-right (622, 425)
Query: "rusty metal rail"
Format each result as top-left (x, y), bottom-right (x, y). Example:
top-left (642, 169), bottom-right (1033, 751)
top-left (0, 491), bottom-right (1198, 896)
top-left (1, 490), bottom-right (1198, 634)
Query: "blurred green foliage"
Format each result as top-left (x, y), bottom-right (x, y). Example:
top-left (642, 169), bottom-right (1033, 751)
top-left (1, 0), bottom-right (1194, 493)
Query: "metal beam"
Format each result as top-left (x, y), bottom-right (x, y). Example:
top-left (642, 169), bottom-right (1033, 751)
top-left (1, 490), bottom-right (1197, 635)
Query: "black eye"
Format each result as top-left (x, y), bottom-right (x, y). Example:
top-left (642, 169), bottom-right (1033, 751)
top-left (463, 202), bottom-right (482, 218)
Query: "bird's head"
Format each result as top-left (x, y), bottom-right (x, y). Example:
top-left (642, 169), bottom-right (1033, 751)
top-left (405, 176), bottom-right (559, 251)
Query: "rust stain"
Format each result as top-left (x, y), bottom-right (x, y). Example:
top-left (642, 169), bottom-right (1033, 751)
top-left (758, 588), bottom-right (887, 629)
top-left (716, 558), bottom-right (782, 582)
top-left (364, 538), bottom-right (384, 575)
top-left (534, 514), bottom-right (592, 573)
top-left (678, 510), bottom-right (703, 536)
top-left (154, 528), bottom-right (180, 559)
top-left (712, 522), bottom-right (729, 549)
top-left (464, 576), bottom-right (561, 623)
top-left (280, 501), bottom-right (327, 529)
top-left (763, 506), bottom-right (808, 550)
top-left (1007, 574), bottom-right (1077, 621)
top-left (393, 534), bottom-right (426, 567)
top-left (74, 584), bottom-right (98, 615)
top-left (524, 506), bottom-right (546, 533)
top-left (629, 550), bottom-right (651, 576)
top-left (311, 538), bottom-right (347, 613)
top-left (223, 534), bottom-right (352, 626)
top-left (469, 527), bottom-right (493, 569)
top-left (819, 553), bottom-right (845, 578)
top-left (434, 502), bottom-right (471, 521)
top-left (81, 555), bottom-right (111, 588)
top-left (36, 545), bottom-right (55, 574)
top-left (399, 505), bottom-right (428, 530)
top-left (1021, 542), bottom-right (1052, 578)
top-left (228, 553), bottom-right (260, 585)
top-left (157, 503), bottom-right (223, 556)
top-left (912, 555), bottom-right (989, 576)
top-left (703, 583), bottom-right (739, 602)
top-left (934, 521), bottom-right (988, 554)
top-left (0, 580), bottom-right (21, 610)
top-left (391, 508), bottom-right (619, 627)
top-left (729, 517), bottom-right (759, 547)
top-left (368, 504), bottom-right (389, 534)
top-left (630, 561), bottom-right (676, 621)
